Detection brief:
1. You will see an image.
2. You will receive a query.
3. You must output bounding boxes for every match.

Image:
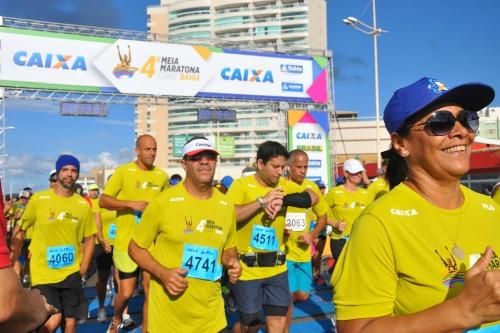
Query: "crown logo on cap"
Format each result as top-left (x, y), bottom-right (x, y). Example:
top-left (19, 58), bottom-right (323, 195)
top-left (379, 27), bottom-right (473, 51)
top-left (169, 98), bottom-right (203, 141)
top-left (427, 78), bottom-right (448, 94)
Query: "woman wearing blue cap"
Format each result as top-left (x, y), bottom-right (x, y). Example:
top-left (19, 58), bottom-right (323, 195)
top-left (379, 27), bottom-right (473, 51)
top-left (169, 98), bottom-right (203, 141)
top-left (332, 77), bottom-right (500, 332)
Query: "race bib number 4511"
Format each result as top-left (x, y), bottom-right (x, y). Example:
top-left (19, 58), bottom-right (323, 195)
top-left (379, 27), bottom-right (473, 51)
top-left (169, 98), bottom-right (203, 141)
top-left (250, 225), bottom-right (278, 251)
top-left (181, 244), bottom-right (222, 281)
top-left (47, 245), bottom-right (75, 269)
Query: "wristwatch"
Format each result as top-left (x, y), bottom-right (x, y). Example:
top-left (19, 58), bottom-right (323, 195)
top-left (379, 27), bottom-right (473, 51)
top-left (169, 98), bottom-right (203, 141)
top-left (256, 196), bottom-right (265, 209)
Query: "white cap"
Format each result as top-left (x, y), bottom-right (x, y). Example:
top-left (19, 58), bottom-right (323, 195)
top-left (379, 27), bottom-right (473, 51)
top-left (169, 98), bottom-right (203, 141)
top-left (49, 169), bottom-right (57, 177)
top-left (343, 159), bottom-right (365, 174)
top-left (182, 137), bottom-right (219, 157)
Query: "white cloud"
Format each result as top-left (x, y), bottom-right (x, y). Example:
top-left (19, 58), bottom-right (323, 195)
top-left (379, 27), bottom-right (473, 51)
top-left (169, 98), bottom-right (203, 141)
top-left (4, 99), bottom-right (59, 114)
top-left (3, 149), bottom-right (135, 192)
top-left (96, 119), bottom-right (135, 127)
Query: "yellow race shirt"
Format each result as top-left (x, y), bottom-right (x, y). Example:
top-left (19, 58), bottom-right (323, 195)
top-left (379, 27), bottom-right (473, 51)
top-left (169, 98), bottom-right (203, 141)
top-left (367, 177), bottom-right (390, 202)
top-left (103, 161), bottom-right (168, 251)
top-left (20, 189), bottom-right (96, 286)
top-left (132, 184), bottom-right (236, 333)
top-left (285, 179), bottom-right (329, 262)
top-left (332, 183), bottom-right (500, 331)
top-left (324, 185), bottom-right (371, 240)
top-left (226, 175), bottom-right (302, 280)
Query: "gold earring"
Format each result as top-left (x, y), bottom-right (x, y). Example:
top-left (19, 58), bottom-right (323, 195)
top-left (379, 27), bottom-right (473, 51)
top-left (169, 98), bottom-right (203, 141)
top-left (401, 150), bottom-right (408, 157)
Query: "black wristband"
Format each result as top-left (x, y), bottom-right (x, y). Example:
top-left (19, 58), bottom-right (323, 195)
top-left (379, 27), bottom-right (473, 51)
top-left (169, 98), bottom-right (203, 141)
top-left (282, 192), bottom-right (312, 208)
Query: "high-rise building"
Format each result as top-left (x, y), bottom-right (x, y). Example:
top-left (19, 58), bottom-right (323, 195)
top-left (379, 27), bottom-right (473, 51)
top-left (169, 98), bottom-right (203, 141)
top-left (136, 0), bottom-right (327, 178)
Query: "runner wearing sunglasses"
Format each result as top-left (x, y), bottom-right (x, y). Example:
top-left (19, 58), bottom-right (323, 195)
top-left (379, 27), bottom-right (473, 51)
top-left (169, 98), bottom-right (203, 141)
top-left (332, 77), bottom-right (500, 332)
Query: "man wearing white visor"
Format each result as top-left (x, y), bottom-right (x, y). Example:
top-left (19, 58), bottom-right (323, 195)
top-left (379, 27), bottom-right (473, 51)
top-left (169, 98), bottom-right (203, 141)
top-left (129, 136), bottom-right (241, 333)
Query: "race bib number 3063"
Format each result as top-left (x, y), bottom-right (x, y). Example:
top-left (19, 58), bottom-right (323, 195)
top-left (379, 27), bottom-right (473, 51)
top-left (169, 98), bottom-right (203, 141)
top-left (47, 245), bottom-right (75, 269)
top-left (250, 225), bottom-right (278, 251)
top-left (181, 244), bottom-right (222, 281)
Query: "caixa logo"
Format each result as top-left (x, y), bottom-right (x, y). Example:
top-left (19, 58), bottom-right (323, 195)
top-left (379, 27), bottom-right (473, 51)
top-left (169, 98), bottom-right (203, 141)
top-left (13, 51), bottom-right (87, 71)
top-left (296, 132), bottom-right (322, 140)
top-left (220, 67), bottom-right (274, 83)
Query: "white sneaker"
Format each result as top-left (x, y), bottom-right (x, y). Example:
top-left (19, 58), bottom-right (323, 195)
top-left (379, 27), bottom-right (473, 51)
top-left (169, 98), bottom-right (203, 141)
top-left (97, 308), bottom-right (107, 323)
top-left (120, 316), bottom-right (137, 329)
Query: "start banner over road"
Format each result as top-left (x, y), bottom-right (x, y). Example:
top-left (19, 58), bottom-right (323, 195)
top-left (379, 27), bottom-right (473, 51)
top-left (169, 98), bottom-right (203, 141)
top-left (0, 27), bottom-right (329, 104)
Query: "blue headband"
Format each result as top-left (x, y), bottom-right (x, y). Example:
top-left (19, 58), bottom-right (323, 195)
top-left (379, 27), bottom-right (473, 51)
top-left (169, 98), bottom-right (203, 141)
top-left (56, 154), bottom-right (80, 174)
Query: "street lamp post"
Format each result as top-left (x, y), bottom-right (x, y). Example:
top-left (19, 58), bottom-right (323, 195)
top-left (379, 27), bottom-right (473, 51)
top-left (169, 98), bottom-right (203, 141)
top-left (343, 0), bottom-right (387, 169)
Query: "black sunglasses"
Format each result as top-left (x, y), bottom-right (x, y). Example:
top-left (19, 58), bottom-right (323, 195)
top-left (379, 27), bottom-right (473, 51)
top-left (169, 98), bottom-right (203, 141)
top-left (184, 152), bottom-right (218, 162)
top-left (411, 109), bottom-right (479, 136)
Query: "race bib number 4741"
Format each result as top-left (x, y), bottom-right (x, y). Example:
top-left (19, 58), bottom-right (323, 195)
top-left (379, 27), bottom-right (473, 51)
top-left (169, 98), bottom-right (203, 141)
top-left (181, 244), bottom-right (222, 281)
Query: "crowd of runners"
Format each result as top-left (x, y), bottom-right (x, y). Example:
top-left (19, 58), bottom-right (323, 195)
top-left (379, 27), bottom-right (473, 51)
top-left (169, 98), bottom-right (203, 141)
top-left (0, 76), bottom-right (500, 333)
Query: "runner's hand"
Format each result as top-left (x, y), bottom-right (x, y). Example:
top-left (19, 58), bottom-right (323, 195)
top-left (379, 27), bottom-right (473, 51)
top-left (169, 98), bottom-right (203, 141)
top-left (453, 246), bottom-right (500, 328)
top-left (100, 240), bottom-right (112, 253)
top-left (24, 288), bottom-right (58, 331)
top-left (226, 258), bottom-right (242, 284)
top-left (128, 201), bottom-right (148, 212)
top-left (266, 198), bottom-right (283, 219)
top-left (159, 268), bottom-right (189, 296)
top-left (334, 221), bottom-right (347, 233)
top-left (298, 232), bottom-right (314, 245)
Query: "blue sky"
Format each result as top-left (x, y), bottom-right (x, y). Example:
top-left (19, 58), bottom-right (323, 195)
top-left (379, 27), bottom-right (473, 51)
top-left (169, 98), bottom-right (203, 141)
top-left (1, 0), bottom-right (499, 193)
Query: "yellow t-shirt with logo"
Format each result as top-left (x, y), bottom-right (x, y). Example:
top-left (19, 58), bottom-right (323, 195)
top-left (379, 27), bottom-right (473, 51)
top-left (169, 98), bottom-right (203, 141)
top-left (324, 185), bottom-right (371, 240)
top-left (132, 184), bottom-right (236, 333)
top-left (285, 179), bottom-right (329, 262)
top-left (20, 189), bottom-right (96, 286)
top-left (226, 175), bottom-right (302, 280)
top-left (367, 177), bottom-right (390, 202)
top-left (103, 161), bottom-right (168, 252)
top-left (332, 183), bottom-right (500, 330)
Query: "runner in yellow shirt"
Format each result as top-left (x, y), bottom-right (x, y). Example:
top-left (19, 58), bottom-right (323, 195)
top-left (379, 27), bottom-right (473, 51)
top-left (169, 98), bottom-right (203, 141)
top-left (226, 141), bottom-right (318, 333)
top-left (88, 183), bottom-right (116, 323)
top-left (325, 159), bottom-right (372, 269)
top-left (333, 77), bottom-right (500, 332)
top-left (367, 158), bottom-right (390, 201)
top-left (283, 149), bottom-right (328, 332)
top-left (100, 134), bottom-right (168, 333)
top-left (10, 155), bottom-right (96, 333)
top-left (129, 136), bottom-right (241, 332)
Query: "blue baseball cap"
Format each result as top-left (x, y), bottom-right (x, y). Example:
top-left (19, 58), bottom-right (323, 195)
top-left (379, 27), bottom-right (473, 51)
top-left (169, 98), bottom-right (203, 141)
top-left (221, 175), bottom-right (234, 189)
top-left (383, 77), bottom-right (495, 134)
top-left (314, 179), bottom-right (326, 188)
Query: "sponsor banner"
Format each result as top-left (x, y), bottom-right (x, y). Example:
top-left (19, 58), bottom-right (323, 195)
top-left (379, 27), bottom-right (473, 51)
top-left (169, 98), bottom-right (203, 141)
top-left (216, 136), bottom-right (235, 158)
top-left (288, 110), bottom-right (331, 188)
top-left (0, 27), bottom-right (329, 104)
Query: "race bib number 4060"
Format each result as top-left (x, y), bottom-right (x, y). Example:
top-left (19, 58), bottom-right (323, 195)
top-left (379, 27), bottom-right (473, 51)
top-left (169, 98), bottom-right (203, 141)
top-left (181, 244), bottom-right (222, 281)
top-left (47, 245), bottom-right (75, 269)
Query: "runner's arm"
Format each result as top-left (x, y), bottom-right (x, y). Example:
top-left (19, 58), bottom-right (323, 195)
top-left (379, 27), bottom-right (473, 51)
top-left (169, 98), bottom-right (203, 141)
top-left (0, 267), bottom-right (58, 332)
top-left (129, 240), bottom-right (188, 296)
top-left (9, 227), bottom-right (25, 265)
top-left (80, 235), bottom-right (95, 276)
top-left (234, 188), bottom-right (283, 224)
top-left (99, 193), bottom-right (148, 212)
